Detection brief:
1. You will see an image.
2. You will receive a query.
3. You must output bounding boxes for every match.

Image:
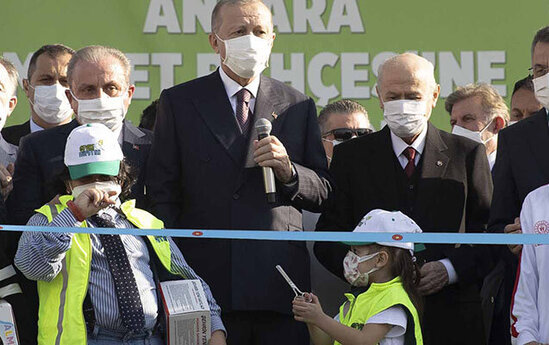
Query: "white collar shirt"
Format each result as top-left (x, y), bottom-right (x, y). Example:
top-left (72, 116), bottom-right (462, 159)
top-left (218, 66), bottom-right (260, 116)
top-left (30, 117), bottom-right (44, 133)
top-left (390, 124), bottom-right (429, 169)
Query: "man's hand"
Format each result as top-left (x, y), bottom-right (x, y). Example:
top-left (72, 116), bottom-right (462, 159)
top-left (292, 293), bottom-right (326, 325)
top-left (73, 188), bottom-right (116, 219)
top-left (208, 330), bottom-right (226, 345)
top-left (0, 163), bottom-right (14, 200)
top-left (253, 136), bottom-right (293, 183)
top-left (418, 261), bottom-right (449, 296)
top-left (504, 217), bottom-right (522, 256)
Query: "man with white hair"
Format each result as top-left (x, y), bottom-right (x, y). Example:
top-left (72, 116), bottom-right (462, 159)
top-left (446, 83), bottom-right (509, 170)
top-left (315, 53), bottom-right (493, 345)
top-left (8, 45), bottom-right (153, 225)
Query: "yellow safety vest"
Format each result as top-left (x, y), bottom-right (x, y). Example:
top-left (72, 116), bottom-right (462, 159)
top-left (335, 277), bottom-right (423, 345)
top-left (34, 195), bottom-right (178, 345)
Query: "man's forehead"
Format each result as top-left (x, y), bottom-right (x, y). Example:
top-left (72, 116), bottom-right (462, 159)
top-left (34, 53), bottom-right (71, 75)
top-left (219, 2), bottom-right (272, 27)
top-left (0, 64), bottom-right (9, 85)
top-left (73, 59), bottom-right (125, 83)
top-left (533, 42), bottom-right (549, 64)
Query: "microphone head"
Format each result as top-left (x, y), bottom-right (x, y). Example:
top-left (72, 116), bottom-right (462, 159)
top-left (255, 118), bottom-right (272, 136)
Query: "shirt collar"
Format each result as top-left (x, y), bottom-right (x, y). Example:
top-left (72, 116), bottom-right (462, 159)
top-left (488, 150), bottom-right (497, 170)
top-left (30, 117), bottom-right (44, 133)
top-left (390, 123), bottom-right (429, 158)
top-left (218, 66), bottom-right (260, 100)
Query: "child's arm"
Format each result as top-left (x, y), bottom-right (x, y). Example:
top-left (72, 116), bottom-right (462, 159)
top-left (293, 293), bottom-right (391, 345)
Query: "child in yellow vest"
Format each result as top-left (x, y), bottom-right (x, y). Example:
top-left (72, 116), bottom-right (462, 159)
top-left (293, 209), bottom-right (424, 345)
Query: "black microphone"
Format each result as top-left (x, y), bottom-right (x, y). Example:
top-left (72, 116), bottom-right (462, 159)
top-left (255, 118), bottom-right (277, 203)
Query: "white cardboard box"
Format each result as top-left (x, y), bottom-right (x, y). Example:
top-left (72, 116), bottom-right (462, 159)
top-left (160, 280), bottom-right (211, 345)
top-left (0, 299), bottom-right (19, 345)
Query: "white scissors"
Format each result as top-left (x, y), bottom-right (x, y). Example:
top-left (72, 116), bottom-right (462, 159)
top-left (276, 265), bottom-right (312, 302)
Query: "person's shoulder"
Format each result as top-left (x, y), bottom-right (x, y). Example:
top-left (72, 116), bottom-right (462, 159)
top-left (19, 121), bottom-right (75, 149)
top-left (261, 75), bottom-right (310, 103)
top-left (500, 108), bottom-right (546, 140)
top-left (1, 121), bottom-right (29, 145)
top-left (436, 126), bottom-right (483, 153)
top-left (164, 71), bottom-right (219, 98)
top-left (333, 127), bottom-right (388, 159)
top-left (524, 183), bottom-right (549, 207)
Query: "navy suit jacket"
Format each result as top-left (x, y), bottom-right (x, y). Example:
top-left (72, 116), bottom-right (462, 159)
top-left (146, 70), bottom-right (331, 314)
top-left (7, 119), bottom-right (152, 225)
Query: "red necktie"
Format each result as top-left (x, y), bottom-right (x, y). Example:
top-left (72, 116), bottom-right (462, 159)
top-left (403, 147), bottom-right (417, 178)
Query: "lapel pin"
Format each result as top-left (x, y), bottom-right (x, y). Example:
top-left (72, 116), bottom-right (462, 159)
top-left (133, 144), bottom-right (140, 150)
top-left (436, 160), bottom-right (443, 167)
top-left (272, 112), bottom-right (278, 119)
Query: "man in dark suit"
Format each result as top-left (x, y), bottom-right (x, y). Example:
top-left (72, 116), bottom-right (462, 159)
top-left (490, 26), bottom-right (549, 345)
top-left (8, 45), bottom-right (152, 226)
top-left (315, 53), bottom-right (493, 345)
top-left (146, 1), bottom-right (330, 344)
top-left (2, 44), bottom-right (75, 147)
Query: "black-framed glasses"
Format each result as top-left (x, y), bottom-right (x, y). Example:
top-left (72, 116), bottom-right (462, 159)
top-left (322, 128), bottom-right (373, 141)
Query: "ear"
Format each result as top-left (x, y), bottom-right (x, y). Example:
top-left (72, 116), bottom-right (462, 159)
top-left (127, 85), bottom-right (135, 103)
top-left (493, 115), bottom-right (506, 133)
top-left (22, 79), bottom-right (31, 98)
top-left (376, 86), bottom-right (384, 110)
top-left (376, 250), bottom-right (390, 269)
top-left (66, 89), bottom-right (78, 115)
top-left (7, 96), bottom-right (17, 116)
top-left (209, 33), bottom-right (220, 54)
top-left (432, 84), bottom-right (441, 108)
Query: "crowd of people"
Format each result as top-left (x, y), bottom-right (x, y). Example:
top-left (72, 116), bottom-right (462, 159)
top-left (0, 0), bottom-right (547, 344)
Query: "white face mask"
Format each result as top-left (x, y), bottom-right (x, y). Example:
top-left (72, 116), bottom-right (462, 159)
top-left (71, 90), bottom-right (127, 131)
top-left (343, 251), bottom-right (379, 287)
top-left (452, 118), bottom-right (496, 145)
top-left (533, 73), bottom-right (549, 108)
top-left (508, 120), bottom-right (518, 126)
top-left (383, 100), bottom-right (428, 138)
top-left (322, 138), bottom-right (344, 147)
top-left (30, 83), bottom-right (73, 124)
top-left (217, 34), bottom-right (272, 79)
top-left (71, 181), bottom-right (122, 201)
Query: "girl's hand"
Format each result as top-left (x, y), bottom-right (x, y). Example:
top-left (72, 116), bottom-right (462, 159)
top-left (292, 293), bottom-right (326, 325)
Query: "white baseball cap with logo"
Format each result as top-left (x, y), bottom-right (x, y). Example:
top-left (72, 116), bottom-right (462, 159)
top-left (64, 123), bottom-right (123, 180)
top-left (343, 209), bottom-right (424, 252)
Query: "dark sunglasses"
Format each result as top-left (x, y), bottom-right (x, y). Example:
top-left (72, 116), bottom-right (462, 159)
top-left (323, 128), bottom-right (373, 141)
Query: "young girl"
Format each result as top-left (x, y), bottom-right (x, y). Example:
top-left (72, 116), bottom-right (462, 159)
top-left (293, 209), bottom-right (423, 345)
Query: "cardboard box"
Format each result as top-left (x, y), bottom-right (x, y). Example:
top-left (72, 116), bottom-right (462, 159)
top-left (0, 299), bottom-right (19, 345)
top-left (160, 280), bottom-right (211, 345)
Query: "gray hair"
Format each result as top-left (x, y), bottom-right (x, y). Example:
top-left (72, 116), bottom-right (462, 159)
top-left (445, 83), bottom-right (510, 122)
top-left (532, 26), bottom-right (549, 57)
top-left (377, 53), bottom-right (437, 92)
top-left (318, 99), bottom-right (369, 133)
top-left (0, 57), bottom-right (19, 97)
top-left (211, 0), bottom-right (272, 33)
top-left (67, 46), bottom-right (131, 87)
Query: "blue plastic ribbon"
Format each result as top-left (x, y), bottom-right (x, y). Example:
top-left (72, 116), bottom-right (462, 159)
top-left (0, 224), bottom-right (547, 245)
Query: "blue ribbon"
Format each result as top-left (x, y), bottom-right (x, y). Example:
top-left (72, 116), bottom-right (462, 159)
top-left (0, 224), bottom-right (547, 245)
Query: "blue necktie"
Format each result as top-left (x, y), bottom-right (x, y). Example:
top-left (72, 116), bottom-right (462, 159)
top-left (92, 213), bottom-right (145, 333)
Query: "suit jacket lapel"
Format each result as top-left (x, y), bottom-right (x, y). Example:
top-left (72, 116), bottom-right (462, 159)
top-left (415, 123), bottom-right (449, 219)
top-left (192, 70), bottom-right (243, 166)
top-left (526, 109), bottom-right (549, 179)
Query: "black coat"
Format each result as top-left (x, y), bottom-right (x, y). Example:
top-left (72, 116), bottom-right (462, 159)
top-left (146, 70), bottom-right (331, 315)
top-left (486, 108), bottom-right (549, 345)
top-left (7, 119), bottom-right (153, 225)
top-left (315, 124), bottom-right (493, 345)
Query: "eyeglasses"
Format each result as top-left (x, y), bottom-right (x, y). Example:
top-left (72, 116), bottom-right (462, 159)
top-left (322, 128), bottom-right (373, 141)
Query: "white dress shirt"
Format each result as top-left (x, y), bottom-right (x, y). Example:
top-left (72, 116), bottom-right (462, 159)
top-left (389, 125), bottom-right (458, 285)
top-left (218, 66), bottom-right (260, 115)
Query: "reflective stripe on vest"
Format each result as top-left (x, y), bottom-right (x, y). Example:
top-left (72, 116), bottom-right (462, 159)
top-left (34, 196), bottom-right (174, 345)
top-left (335, 277), bottom-right (423, 345)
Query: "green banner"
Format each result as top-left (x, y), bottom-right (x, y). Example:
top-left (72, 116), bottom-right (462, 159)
top-left (1, 0), bottom-right (548, 130)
